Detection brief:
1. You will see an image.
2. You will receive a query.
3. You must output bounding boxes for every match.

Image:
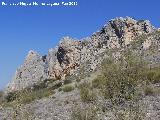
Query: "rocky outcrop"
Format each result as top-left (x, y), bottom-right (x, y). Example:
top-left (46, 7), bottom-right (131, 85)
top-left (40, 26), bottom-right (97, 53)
top-left (6, 50), bottom-right (48, 92)
top-left (91, 17), bottom-right (155, 49)
top-left (6, 17), bottom-right (156, 92)
top-left (47, 37), bottom-right (81, 80)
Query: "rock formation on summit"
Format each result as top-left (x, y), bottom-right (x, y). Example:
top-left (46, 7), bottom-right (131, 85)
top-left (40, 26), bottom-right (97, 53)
top-left (7, 50), bottom-right (48, 91)
top-left (6, 17), bottom-right (156, 92)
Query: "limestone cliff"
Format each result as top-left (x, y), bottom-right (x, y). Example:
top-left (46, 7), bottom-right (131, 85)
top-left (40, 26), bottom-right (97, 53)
top-left (6, 17), bottom-right (156, 92)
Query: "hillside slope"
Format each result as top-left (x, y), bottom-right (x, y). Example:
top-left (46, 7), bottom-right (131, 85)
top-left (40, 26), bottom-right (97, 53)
top-left (0, 17), bottom-right (160, 120)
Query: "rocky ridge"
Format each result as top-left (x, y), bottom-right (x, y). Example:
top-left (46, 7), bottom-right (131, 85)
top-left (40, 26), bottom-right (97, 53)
top-left (1, 17), bottom-right (160, 120)
top-left (6, 17), bottom-right (156, 92)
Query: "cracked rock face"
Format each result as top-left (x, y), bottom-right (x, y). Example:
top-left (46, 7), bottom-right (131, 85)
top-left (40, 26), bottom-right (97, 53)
top-left (6, 50), bottom-right (48, 92)
top-left (47, 37), bottom-right (81, 80)
top-left (6, 17), bottom-right (156, 92)
top-left (91, 17), bottom-right (155, 49)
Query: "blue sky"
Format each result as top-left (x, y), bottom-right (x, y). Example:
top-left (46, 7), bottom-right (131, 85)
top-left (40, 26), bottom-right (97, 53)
top-left (0, 0), bottom-right (160, 90)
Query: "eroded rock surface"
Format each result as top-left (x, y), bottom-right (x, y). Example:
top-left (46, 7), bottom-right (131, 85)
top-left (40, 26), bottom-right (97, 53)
top-left (6, 17), bottom-right (156, 92)
top-left (6, 50), bottom-right (48, 92)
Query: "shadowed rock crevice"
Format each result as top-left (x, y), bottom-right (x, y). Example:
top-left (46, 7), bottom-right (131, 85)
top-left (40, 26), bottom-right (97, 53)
top-left (57, 47), bottom-right (70, 66)
top-left (110, 20), bottom-right (124, 38)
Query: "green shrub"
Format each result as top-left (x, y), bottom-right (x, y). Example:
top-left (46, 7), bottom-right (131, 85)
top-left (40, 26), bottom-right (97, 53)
top-left (115, 104), bottom-right (146, 120)
top-left (79, 82), bottom-right (97, 103)
top-left (3, 79), bottom-right (61, 106)
top-left (64, 79), bottom-right (72, 85)
top-left (152, 70), bottom-right (160, 83)
top-left (32, 82), bottom-right (46, 91)
top-left (46, 81), bottom-right (63, 90)
top-left (0, 91), bottom-right (4, 104)
top-left (145, 70), bottom-right (155, 81)
top-left (4, 87), bottom-right (54, 105)
top-left (82, 40), bottom-right (89, 46)
top-left (0, 91), bottom-right (3, 97)
top-left (5, 92), bottom-right (17, 102)
top-left (96, 51), bottom-right (148, 104)
top-left (144, 87), bottom-right (154, 96)
top-left (92, 75), bottom-right (104, 88)
top-left (18, 88), bottom-right (53, 104)
top-left (71, 105), bottom-right (97, 120)
top-left (32, 79), bottom-right (56, 91)
top-left (144, 68), bottom-right (160, 84)
top-left (62, 85), bottom-right (74, 92)
top-left (58, 87), bottom-right (62, 92)
top-left (76, 77), bottom-right (81, 82)
top-left (102, 63), bottom-right (135, 102)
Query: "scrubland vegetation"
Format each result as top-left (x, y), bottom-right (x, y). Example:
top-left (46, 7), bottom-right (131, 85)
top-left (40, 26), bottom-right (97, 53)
top-left (0, 48), bottom-right (160, 120)
top-left (72, 50), bottom-right (160, 120)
